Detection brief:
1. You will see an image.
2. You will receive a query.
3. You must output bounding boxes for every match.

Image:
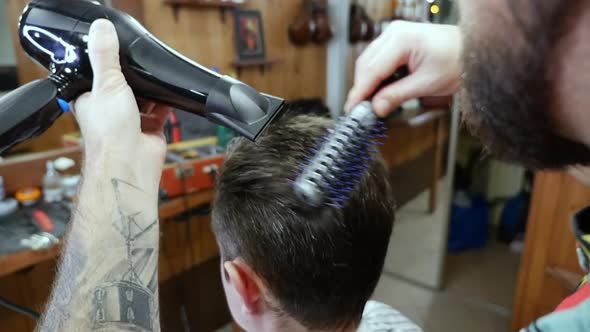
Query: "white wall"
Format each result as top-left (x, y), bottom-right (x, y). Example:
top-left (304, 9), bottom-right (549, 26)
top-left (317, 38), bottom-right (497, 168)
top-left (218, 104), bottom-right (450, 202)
top-left (326, 0), bottom-right (351, 117)
top-left (0, 1), bottom-right (17, 66)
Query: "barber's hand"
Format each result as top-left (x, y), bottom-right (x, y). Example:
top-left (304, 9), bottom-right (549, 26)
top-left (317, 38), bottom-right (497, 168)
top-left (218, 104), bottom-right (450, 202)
top-left (345, 21), bottom-right (463, 117)
top-left (74, 19), bottom-right (171, 190)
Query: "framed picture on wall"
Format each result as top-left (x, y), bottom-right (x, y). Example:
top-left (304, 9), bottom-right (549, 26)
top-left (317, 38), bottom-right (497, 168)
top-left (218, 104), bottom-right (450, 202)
top-left (233, 9), bottom-right (266, 61)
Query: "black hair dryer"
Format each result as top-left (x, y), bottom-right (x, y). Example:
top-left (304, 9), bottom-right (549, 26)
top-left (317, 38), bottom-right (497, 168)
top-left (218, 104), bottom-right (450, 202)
top-left (0, 0), bottom-right (284, 153)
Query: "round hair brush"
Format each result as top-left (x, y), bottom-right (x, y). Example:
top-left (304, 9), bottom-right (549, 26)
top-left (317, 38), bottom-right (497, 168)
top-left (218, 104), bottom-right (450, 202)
top-left (294, 67), bottom-right (408, 207)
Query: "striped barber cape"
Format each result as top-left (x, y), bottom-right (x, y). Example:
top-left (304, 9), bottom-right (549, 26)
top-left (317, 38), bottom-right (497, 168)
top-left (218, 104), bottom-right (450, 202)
top-left (358, 301), bottom-right (422, 332)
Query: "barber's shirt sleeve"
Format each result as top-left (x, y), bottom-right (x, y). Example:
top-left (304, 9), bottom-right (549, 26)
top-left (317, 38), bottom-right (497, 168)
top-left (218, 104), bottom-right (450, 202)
top-left (357, 300), bottom-right (423, 332)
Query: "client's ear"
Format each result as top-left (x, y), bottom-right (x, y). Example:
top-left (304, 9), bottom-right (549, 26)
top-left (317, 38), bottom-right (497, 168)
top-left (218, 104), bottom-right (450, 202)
top-left (223, 259), bottom-right (263, 314)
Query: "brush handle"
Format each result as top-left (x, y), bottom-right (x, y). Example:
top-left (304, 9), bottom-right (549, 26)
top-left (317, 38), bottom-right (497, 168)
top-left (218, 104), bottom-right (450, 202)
top-left (368, 66), bottom-right (409, 119)
top-left (369, 66), bottom-right (409, 99)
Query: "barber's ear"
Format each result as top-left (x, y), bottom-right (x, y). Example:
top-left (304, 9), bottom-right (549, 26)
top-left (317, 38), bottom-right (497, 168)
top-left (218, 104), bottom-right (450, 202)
top-left (223, 260), bottom-right (262, 314)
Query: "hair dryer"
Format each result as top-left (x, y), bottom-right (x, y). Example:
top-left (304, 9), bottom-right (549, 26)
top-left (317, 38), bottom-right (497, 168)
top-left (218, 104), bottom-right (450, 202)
top-left (0, 0), bottom-right (284, 153)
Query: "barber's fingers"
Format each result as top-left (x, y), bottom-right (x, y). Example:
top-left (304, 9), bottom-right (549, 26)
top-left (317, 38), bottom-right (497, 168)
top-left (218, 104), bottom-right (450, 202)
top-left (150, 105), bottom-right (173, 127)
top-left (87, 19), bottom-right (128, 95)
top-left (345, 41), bottom-right (409, 113)
top-left (141, 102), bottom-right (157, 115)
top-left (352, 23), bottom-right (402, 81)
top-left (370, 72), bottom-right (431, 117)
top-left (353, 34), bottom-right (388, 80)
top-left (140, 105), bottom-right (172, 134)
top-left (139, 105), bottom-right (171, 166)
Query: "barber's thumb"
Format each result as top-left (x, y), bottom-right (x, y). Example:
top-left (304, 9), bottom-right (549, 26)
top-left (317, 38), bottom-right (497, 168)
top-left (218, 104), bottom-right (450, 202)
top-left (88, 19), bottom-right (126, 94)
top-left (372, 75), bottom-right (427, 117)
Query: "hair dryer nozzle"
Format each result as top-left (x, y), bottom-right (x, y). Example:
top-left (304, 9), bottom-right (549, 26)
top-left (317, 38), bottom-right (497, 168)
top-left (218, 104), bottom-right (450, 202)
top-left (205, 76), bottom-right (284, 141)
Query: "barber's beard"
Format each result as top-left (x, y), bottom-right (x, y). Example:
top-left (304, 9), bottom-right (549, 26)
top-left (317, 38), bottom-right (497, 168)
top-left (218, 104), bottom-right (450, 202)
top-left (460, 4), bottom-right (590, 169)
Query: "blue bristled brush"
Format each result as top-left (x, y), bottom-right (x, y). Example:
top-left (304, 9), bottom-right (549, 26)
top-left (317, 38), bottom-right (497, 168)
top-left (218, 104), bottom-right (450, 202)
top-left (294, 66), bottom-right (408, 208)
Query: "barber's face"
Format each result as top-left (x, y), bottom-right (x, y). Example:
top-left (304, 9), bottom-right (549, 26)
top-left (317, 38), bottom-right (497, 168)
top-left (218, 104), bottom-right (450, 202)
top-left (458, 0), bottom-right (590, 169)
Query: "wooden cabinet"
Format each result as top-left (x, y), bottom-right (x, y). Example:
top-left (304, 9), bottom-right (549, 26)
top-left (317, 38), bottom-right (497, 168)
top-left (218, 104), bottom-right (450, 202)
top-left (511, 171), bottom-right (588, 331)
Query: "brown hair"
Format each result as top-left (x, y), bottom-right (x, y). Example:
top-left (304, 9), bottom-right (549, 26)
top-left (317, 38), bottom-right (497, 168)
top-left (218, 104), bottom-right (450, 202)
top-left (212, 112), bottom-right (394, 330)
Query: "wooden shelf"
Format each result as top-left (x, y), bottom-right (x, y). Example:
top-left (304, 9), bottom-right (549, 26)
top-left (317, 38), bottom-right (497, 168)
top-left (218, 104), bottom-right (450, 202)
top-left (231, 57), bottom-right (282, 76)
top-left (231, 58), bottom-right (281, 67)
top-left (164, 0), bottom-right (246, 7)
top-left (546, 266), bottom-right (584, 292)
top-left (164, 0), bottom-right (246, 22)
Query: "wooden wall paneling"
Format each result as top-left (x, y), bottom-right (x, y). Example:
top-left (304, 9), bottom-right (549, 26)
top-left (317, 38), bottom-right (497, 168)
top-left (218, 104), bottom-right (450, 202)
top-left (182, 256), bottom-right (230, 331)
top-left (363, 0), bottom-right (395, 19)
top-left (15, 260), bottom-right (57, 326)
top-left (238, 0), bottom-right (326, 101)
top-left (159, 213), bottom-right (219, 283)
top-left (160, 218), bottom-right (193, 282)
top-left (158, 215), bottom-right (227, 331)
top-left (143, 0), bottom-right (326, 103)
top-left (159, 275), bottom-right (186, 332)
top-left (197, 214), bottom-right (219, 262)
top-left (511, 172), bottom-right (586, 331)
top-left (0, 259), bottom-right (58, 332)
top-left (111, 0), bottom-right (145, 22)
top-left (160, 219), bottom-right (184, 282)
top-left (184, 213), bottom-right (218, 266)
top-left (149, 2), bottom-right (235, 73)
top-left (0, 272), bottom-right (36, 331)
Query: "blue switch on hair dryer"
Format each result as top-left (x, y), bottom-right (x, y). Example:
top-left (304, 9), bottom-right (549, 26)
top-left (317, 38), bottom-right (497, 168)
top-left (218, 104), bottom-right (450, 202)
top-left (0, 0), bottom-right (284, 153)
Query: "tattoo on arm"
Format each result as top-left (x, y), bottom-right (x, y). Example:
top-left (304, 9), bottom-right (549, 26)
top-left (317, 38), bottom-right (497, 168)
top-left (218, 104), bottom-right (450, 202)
top-left (37, 236), bottom-right (87, 332)
top-left (38, 178), bottom-right (160, 332)
top-left (92, 179), bottom-right (159, 331)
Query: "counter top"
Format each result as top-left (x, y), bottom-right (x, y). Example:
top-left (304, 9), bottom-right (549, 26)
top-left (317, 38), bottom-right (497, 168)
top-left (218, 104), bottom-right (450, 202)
top-left (0, 188), bottom-right (215, 278)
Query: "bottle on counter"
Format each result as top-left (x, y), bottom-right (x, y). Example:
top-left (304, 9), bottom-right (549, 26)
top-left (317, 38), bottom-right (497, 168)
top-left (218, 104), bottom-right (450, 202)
top-left (42, 161), bottom-right (63, 203)
top-left (0, 176), bottom-right (18, 216)
top-left (62, 175), bottom-right (81, 201)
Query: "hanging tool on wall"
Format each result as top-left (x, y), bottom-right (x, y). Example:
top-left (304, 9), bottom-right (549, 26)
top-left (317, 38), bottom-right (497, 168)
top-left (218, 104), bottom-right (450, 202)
top-left (289, 0), bottom-right (333, 46)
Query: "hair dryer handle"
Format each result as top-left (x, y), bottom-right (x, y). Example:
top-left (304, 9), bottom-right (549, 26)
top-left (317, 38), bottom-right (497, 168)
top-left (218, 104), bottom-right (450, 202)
top-left (0, 78), bottom-right (64, 154)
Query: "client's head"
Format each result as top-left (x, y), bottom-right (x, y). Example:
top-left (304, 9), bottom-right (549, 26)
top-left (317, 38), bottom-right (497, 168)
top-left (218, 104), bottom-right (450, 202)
top-left (212, 113), bottom-right (395, 332)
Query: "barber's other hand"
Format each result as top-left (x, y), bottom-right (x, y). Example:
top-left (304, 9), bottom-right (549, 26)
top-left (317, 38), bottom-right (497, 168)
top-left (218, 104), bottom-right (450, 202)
top-left (345, 21), bottom-right (462, 117)
top-left (74, 20), bottom-right (171, 190)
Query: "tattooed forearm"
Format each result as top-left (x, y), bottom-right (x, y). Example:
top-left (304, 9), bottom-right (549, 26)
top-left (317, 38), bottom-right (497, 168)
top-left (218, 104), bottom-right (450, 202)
top-left (37, 236), bottom-right (88, 332)
top-left (37, 177), bottom-right (160, 332)
top-left (93, 179), bottom-right (158, 331)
